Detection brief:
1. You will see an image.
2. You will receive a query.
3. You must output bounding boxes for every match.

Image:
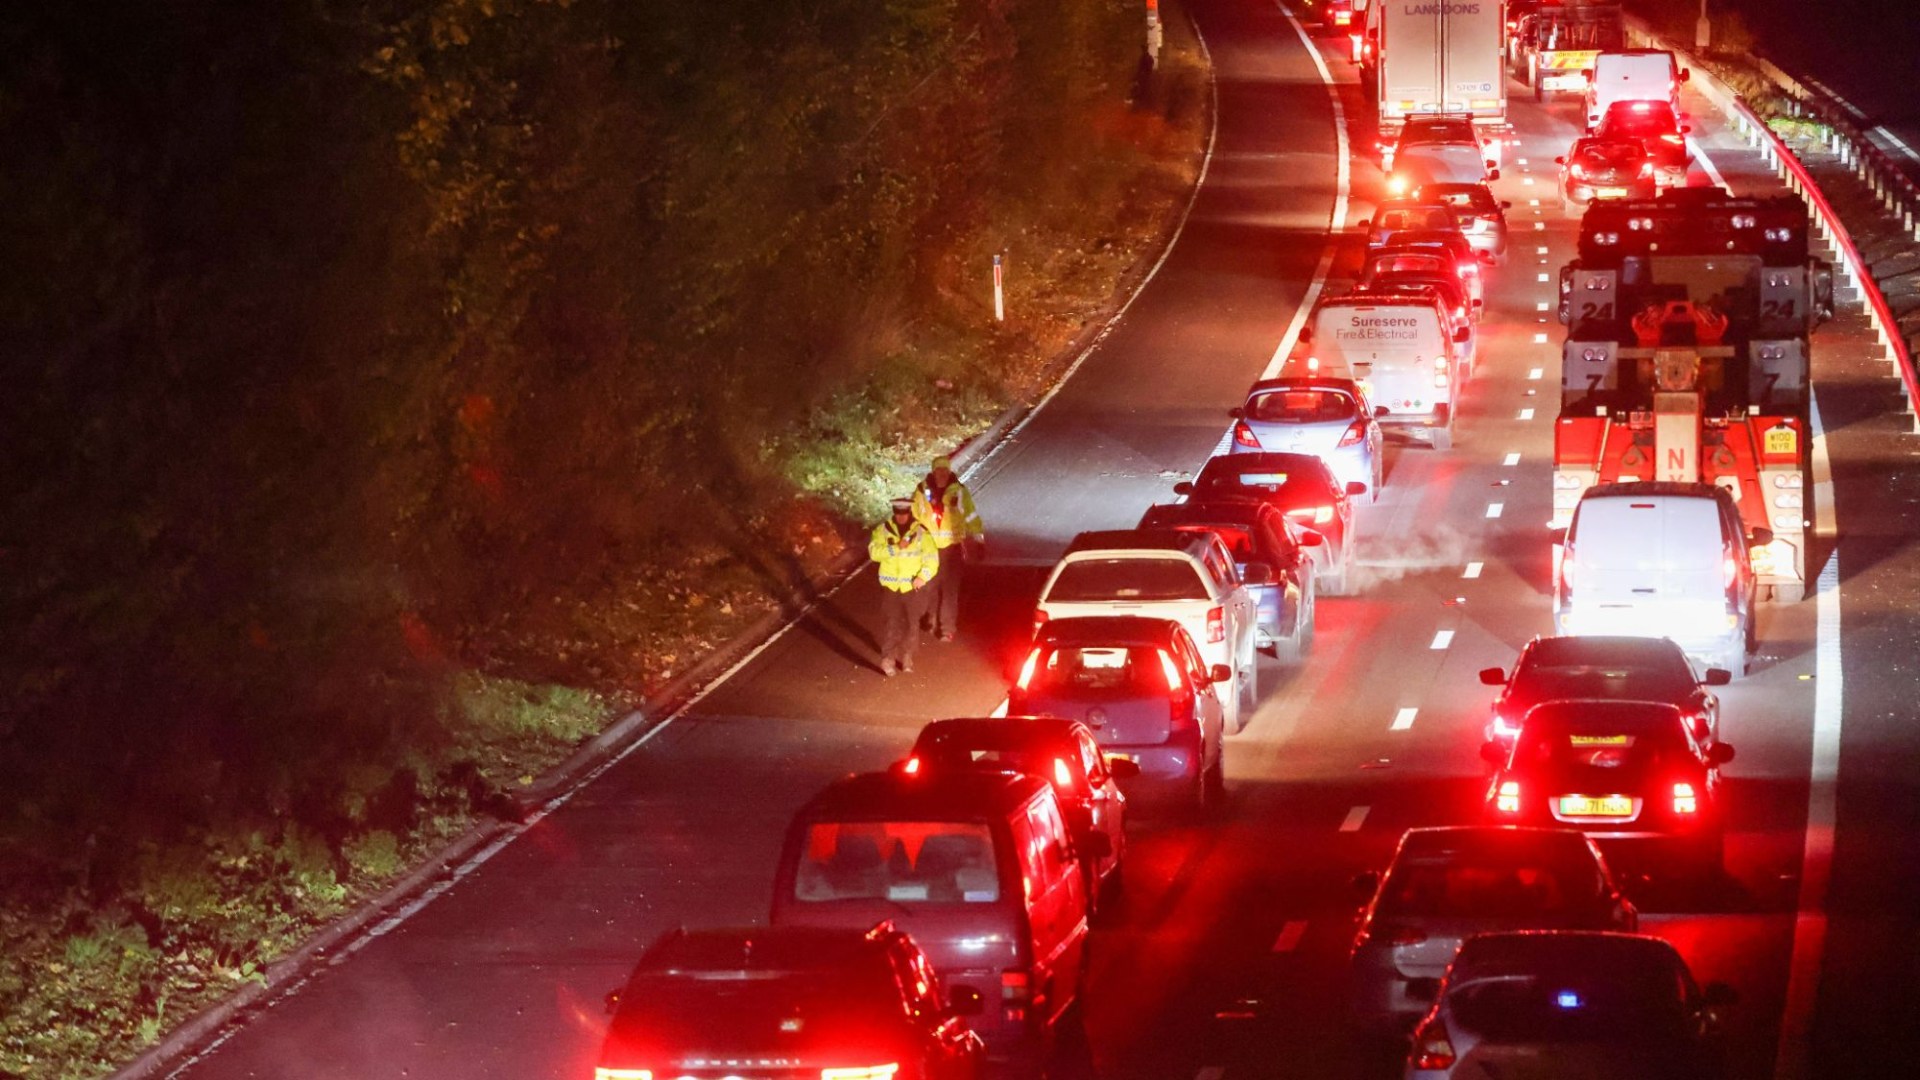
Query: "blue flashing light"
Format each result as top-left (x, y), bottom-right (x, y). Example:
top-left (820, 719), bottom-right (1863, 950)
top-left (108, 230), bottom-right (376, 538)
top-left (1556, 989), bottom-right (1584, 1010)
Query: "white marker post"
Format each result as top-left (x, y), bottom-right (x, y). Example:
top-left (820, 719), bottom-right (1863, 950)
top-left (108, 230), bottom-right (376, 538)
top-left (1146, 0), bottom-right (1163, 66)
top-left (993, 254), bottom-right (1005, 323)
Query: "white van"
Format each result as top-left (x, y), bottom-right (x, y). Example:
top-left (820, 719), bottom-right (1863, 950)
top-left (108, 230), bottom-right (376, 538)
top-left (1584, 49), bottom-right (1687, 130)
top-left (1553, 482), bottom-right (1765, 678)
top-left (1283, 291), bottom-right (1464, 449)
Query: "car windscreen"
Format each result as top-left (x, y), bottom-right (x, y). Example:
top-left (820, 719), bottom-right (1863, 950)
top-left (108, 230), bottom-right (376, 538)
top-left (794, 821), bottom-right (1001, 904)
top-left (1446, 969), bottom-right (1688, 1040)
top-left (1377, 851), bottom-right (1606, 919)
top-left (1247, 389), bottom-right (1357, 424)
top-left (1046, 557), bottom-right (1208, 602)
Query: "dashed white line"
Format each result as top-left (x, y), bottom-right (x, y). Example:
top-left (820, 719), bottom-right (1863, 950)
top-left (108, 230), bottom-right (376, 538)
top-left (1537, 272), bottom-right (1550, 282)
top-left (1272, 921), bottom-right (1309, 953)
top-left (1527, 367), bottom-right (1544, 380)
top-left (1518, 407), bottom-right (1535, 420)
top-left (990, 697), bottom-right (1010, 718)
top-left (1536, 301), bottom-right (1550, 311)
top-left (1462, 561), bottom-right (1485, 579)
top-left (1536, 246), bottom-right (1549, 255)
top-left (1528, 198), bottom-right (1541, 206)
top-left (1503, 452), bottom-right (1522, 466)
top-left (1486, 502), bottom-right (1505, 519)
top-left (1392, 707), bottom-right (1419, 731)
top-left (1532, 333), bottom-right (1548, 344)
top-left (1517, 157), bottom-right (1529, 166)
top-left (1430, 630), bottom-right (1454, 650)
top-left (1521, 176), bottom-right (1535, 185)
top-left (1339, 806), bottom-right (1370, 832)
top-left (1533, 221), bottom-right (1547, 230)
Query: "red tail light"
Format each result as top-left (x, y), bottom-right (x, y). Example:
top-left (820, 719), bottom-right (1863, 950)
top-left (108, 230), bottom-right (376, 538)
top-left (1157, 649), bottom-right (1184, 692)
top-left (902, 756), bottom-right (922, 775)
top-left (1336, 419), bottom-right (1367, 448)
top-left (1001, 969), bottom-right (1031, 1022)
top-left (1660, 133), bottom-right (1684, 145)
top-left (1232, 420), bottom-right (1260, 449)
top-left (1722, 556), bottom-right (1738, 589)
top-left (1288, 505), bottom-right (1335, 526)
top-left (1412, 1018), bottom-right (1456, 1069)
top-left (1571, 163), bottom-right (1587, 180)
top-left (1016, 646), bottom-right (1043, 690)
top-left (1032, 609), bottom-right (1049, 636)
top-left (1640, 161), bottom-right (1654, 177)
top-left (1673, 781), bottom-right (1699, 814)
top-left (1053, 757), bottom-right (1075, 789)
top-left (1206, 606), bottom-right (1225, 644)
top-left (1495, 780), bottom-right (1522, 814)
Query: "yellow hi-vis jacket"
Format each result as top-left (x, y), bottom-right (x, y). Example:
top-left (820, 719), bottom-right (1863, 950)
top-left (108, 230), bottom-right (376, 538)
top-left (911, 476), bottom-right (985, 549)
top-left (870, 518), bottom-right (939, 593)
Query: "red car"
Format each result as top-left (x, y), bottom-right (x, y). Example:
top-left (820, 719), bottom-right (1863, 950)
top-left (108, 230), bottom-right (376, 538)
top-left (1175, 452), bottom-right (1363, 595)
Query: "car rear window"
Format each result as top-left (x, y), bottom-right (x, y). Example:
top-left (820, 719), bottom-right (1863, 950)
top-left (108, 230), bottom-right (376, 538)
top-left (1447, 970), bottom-right (1689, 1040)
top-left (1425, 187), bottom-right (1496, 214)
top-left (1046, 557), bottom-right (1207, 602)
top-left (1378, 853), bottom-right (1604, 919)
top-left (1368, 254), bottom-right (1449, 276)
top-left (794, 821), bottom-right (1001, 904)
top-left (1378, 208), bottom-right (1456, 232)
top-left (1576, 140), bottom-right (1649, 167)
top-left (1030, 644), bottom-right (1170, 698)
top-left (1247, 389), bottom-right (1357, 424)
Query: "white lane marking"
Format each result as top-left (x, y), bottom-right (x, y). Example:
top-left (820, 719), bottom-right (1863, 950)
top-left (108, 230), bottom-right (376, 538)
top-left (1262, 2), bottom-right (1350, 379)
top-left (1533, 333), bottom-right (1548, 344)
top-left (1392, 707), bottom-right (1419, 731)
top-left (1691, 138), bottom-right (1732, 191)
top-left (991, 697), bottom-right (1010, 718)
top-left (1537, 272), bottom-right (1550, 282)
top-left (1485, 502), bottom-right (1504, 519)
top-left (1537, 301), bottom-right (1550, 311)
top-left (1521, 176), bottom-right (1535, 185)
top-left (1536, 246), bottom-right (1549, 254)
top-left (1272, 920), bottom-right (1309, 952)
top-left (1462, 561), bottom-right (1484, 579)
top-left (1527, 367), bottom-right (1543, 380)
top-left (1430, 630), bottom-right (1454, 650)
top-left (1504, 451), bottom-right (1522, 466)
top-left (1517, 157), bottom-right (1529, 166)
top-left (1775, 385), bottom-right (1844, 1080)
top-left (1533, 221), bottom-right (1547, 230)
top-left (1518, 408), bottom-right (1535, 420)
top-left (1528, 198), bottom-right (1541, 206)
top-left (1339, 806), bottom-right (1370, 832)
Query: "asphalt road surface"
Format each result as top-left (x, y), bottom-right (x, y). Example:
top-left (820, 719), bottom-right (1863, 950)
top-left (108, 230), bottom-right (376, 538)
top-left (165, 2), bottom-right (1916, 1078)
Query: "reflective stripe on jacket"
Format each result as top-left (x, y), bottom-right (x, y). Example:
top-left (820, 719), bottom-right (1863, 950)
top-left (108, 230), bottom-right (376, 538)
top-left (911, 476), bottom-right (985, 549)
top-left (870, 518), bottom-right (939, 593)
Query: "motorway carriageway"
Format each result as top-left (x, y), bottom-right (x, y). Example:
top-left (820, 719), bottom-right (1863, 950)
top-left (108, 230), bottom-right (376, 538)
top-left (164, 2), bottom-right (1887, 1079)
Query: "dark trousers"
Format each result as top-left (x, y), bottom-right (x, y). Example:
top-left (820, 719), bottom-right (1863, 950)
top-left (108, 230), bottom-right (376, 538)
top-left (879, 585), bottom-right (930, 664)
top-left (927, 544), bottom-right (964, 633)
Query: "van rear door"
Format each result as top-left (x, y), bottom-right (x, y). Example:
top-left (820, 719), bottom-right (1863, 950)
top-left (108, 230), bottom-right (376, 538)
top-left (1317, 303), bottom-right (1449, 421)
top-left (1571, 496), bottom-right (1724, 616)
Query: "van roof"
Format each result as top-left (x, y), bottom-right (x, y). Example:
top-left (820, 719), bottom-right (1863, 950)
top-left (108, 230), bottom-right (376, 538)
top-left (798, 770), bottom-right (1049, 823)
top-left (1584, 480), bottom-right (1730, 504)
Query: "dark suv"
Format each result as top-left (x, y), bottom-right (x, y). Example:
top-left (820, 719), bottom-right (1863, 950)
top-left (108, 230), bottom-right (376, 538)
top-left (596, 924), bottom-right (984, 1080)
top-left (1479, 635), bottom-right (1729, 746)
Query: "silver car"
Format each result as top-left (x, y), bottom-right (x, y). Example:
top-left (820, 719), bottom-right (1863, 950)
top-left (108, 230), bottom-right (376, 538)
top-left (1349, 827), bottom-right (1638, 1034)
top-left (1415, 182), bottom-right (1511, 265)
top-left (1227, 377), bottom-right (1382, 498)
top-left (1407, 931), bottom-right (1735, 1079)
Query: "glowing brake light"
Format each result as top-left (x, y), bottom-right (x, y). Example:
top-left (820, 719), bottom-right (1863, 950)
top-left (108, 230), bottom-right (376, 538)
top-left (1289, 505), bottom-right (1335, 526)
top-left (1016, 646), bottom-right (1043, 690)
top-left (1412, 1019), bottom-right (1457, 1069)
top-left (1722, 556), bottom-right (1738, 589)
top-left (1206, 605), bottom-right (1225, 644)
top-left (1053, 757), bottom-right (1075, 789)
top-left (1336, 419), bottom-right (1367, 448)
top-left (1001, 969), bottom-right (1031, 1021)
top-left (1640, 161), bottom-right (1654, 177)
top-left (1158, 648), bottom-right (1185, 692)
top-left (1233, 420), bottom-right (1260, 448)
top-left (902, 755), bottom-right (922, 775)
top-left (1496, 780), bottom-right (1522, 814)
top-left (1490, 711), bottom-right (1520, 738)
top-left (1660, 133), bottom-right (1684, 145)
top-left (1673, 782), bottom-right (1699, 814)
top-left (822, 1066), bottom-right (901, 1080)
top-left (595, 1070), bottom-right (653, 1080)
top-left (1433, 355), bottom-right (1450, 389)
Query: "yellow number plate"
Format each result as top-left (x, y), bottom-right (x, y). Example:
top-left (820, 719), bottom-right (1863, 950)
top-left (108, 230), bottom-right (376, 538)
top-left (1559, 795), bottom-right (1633, 817)
top-left (1765, 426), bottom-right (1798, 456)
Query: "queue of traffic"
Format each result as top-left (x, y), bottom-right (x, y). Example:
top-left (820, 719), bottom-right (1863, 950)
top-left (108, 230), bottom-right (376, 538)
top-left (588, 5), bottom-right (1826, 1077)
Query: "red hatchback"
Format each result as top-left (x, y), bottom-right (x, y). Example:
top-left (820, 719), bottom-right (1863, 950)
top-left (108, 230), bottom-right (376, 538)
top-left (1175, 452), bottom-right (1363, 595)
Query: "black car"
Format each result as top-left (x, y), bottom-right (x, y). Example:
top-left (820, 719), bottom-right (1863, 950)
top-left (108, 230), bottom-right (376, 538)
top-left (1594, 100), bottom-right (1691, 189)
top-left (1137, 497), bottom-right (1320, 659)
top-left (1479, 635), bottom-right (1730, 746)
top-left (1175, 452), bottom-right (1363, 594)
top-left (597, 925), bottom-right (984, 1080)
top-left (1484, 700), bottom-right (1735, 874)
top-left (903, 716), bottom-right (1136, 901)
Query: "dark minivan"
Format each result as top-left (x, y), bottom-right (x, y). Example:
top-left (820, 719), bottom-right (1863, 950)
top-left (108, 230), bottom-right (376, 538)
top-left (772, 770), bottom-right (1094, 1072)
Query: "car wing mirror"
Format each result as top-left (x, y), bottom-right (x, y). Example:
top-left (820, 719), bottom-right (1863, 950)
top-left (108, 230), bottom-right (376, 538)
top-left (1554, 155), bottom-right (1567, 165)
top-left (1351, 869), bottom-right (1381, 903)
top-left (1374, 405), bottom-right (1390, 418)
top-left (1478, 666), bottom-right (1508, 687)
top-left (1229, 406), bottom-right (1245, 419)
top-left (1345, 480), bottom-right (1368, 496)
top-left (1708, 742), bottom-right (1736, 766)
top-left (1703, 667), bottom-right (1732, 687)
top-left (1298, 529), bottom-right (1325, 548)
top-left (948, 985), bottom-right (986, 1017)
top-left (1454, 326), bottom-right (1473, 344)
top-left (1486, 167), bottom-right (1501, 181)
top-left (1749, 525), bottom-right (1775, 547)
top-left (1105, 756), bottom-right (1142, 781)
top-left (1210, 663), bottom-right (1233, 684)
top-left (1480, 739), bottom-right (1509, 765)
top-left (1242, 561), bottom-right (1273, 586)
top-left (1547, 525), bottom-right (1568, 547)
top-left (1173, 480), bottom-right (1195, 496)
top-left (1679, 68), bottom-right (1692, 83)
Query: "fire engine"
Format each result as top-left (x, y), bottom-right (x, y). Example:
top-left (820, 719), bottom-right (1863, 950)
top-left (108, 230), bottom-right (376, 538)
top-left (1552, 189), bottom-right (1834, 603)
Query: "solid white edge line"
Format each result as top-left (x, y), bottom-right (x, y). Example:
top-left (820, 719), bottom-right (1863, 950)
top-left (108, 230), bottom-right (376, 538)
top-left (1774, 385), bottom-right (1843, 1080)
top-left (1262, 2), bottom-right (1350, 379)
top-left (1391, 707), bottom-right (1418, 731)
top-left (1339, 805), bottom-right (1369, 832)
top-left (1485, 502), bottom-right (1504, 518)
top-left (1272, 920), bottom-right (1310, 952)
top-left (274, 14), bottom-right (1242, 988)
top-left (1691, 137), bottom-right (1733, 191)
